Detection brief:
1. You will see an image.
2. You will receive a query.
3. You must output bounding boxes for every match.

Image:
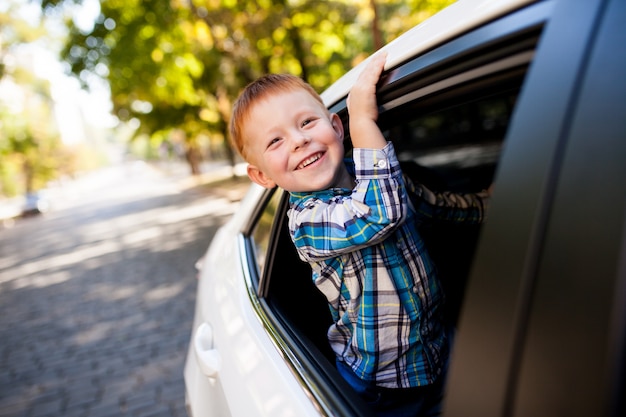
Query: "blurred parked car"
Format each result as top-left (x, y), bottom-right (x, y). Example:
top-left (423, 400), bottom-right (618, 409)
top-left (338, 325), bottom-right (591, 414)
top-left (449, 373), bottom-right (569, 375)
top-left (21, 192), bottom-right (50, 217)
top-left (184, 0), bottom-right (625, 416)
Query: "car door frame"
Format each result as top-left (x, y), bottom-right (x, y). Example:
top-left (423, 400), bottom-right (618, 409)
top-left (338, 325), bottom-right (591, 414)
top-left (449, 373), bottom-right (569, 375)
top-left (444, 0), bottom-right (626, 416)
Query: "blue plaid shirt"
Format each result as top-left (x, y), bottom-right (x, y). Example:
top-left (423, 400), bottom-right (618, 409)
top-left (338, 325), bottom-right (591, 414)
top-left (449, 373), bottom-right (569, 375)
top-left (288, 142), bottom-right (488, 388)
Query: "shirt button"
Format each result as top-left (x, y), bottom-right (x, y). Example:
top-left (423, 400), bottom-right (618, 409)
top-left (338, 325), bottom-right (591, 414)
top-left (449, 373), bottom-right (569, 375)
top-left (376, 160), bottom-right (387, 168)
top-left (412, 286), bottom-right (419, 293)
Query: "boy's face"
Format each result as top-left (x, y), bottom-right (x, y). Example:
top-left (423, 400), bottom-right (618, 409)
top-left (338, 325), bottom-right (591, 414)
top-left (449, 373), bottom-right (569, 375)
top-left (243, 89), bottom-right (351, 192)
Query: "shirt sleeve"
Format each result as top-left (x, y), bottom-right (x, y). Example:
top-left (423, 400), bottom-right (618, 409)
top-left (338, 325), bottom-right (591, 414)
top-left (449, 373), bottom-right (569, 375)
top-left (405, 175), bottom-right (490, 224)
top-left (288, 142), bottom-right (408, 262)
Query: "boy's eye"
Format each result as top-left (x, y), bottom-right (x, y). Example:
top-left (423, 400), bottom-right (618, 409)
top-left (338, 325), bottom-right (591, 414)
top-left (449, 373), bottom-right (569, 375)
top-left (267, 137), bottom-right (281, 148)
top-left (301, 118), bottom-right (313, 127)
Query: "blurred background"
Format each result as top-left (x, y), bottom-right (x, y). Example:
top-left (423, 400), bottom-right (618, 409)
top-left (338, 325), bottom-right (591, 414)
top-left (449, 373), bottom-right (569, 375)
top-left (1, 1), bottom-right (455, 416)
top-left (0, 0), bottom-right (453, 222)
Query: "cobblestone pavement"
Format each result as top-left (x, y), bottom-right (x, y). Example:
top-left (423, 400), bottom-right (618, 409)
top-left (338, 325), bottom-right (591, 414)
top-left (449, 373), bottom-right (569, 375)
top-left (0, 163), bottom-right (251, 417)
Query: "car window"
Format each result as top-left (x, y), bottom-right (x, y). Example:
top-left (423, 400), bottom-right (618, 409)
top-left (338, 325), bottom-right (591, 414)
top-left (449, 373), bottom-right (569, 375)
top-left (250, 188), bottom-right (283, 278)
top-left (253, 74), bottom-right (529, 413)
top-left (382, 82), bottom-right (523, 327)
top-left (386, 91), bottom-right (515, 192)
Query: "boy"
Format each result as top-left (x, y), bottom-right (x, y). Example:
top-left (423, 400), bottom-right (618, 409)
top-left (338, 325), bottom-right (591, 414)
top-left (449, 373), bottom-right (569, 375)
top-left (229, 54), bottom-right (489, 416)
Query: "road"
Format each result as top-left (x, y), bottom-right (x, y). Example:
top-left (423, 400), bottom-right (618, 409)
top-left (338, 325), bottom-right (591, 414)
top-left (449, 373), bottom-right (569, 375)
top-left (0, 162), bottom-right (250, 417)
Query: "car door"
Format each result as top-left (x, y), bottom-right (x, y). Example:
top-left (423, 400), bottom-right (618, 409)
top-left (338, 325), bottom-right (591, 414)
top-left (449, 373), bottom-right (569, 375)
top-left (256, 0), bottom-right (553, 414)
top-left (444, 0), bottom-right (626, 416)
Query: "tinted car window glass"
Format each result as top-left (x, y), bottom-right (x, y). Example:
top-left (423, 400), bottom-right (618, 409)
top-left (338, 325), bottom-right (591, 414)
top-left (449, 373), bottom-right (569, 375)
top-left (379, 79), bottom-right (524, 326)
top-left (251, 189), bottom-right (283, 277)
top-left (384, 88), bottom-right (519, 193)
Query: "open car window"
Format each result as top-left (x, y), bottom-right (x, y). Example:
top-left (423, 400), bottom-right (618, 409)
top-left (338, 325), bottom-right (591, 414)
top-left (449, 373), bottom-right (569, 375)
top-left (380, 71), bottom-right (527, 328)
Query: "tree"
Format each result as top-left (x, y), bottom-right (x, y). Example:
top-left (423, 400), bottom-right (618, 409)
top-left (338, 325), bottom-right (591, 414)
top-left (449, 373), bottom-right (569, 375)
top-left (0, 0), bottom-right (68, 197)
top-left (43, 0), bottom-right (454, 176)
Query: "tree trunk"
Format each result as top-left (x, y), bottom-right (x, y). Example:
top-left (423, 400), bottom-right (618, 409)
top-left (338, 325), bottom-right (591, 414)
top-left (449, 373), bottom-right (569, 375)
top-left (185, 145), bottom-right (202, 176)
top-left (23, 160), bottom-right (34, 194)
top-left (370, 0), bottom-right (383, 50)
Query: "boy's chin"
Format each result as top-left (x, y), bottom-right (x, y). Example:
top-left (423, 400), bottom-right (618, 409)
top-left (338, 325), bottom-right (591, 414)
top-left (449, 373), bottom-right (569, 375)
top-left (293, 182), bottom-right (341, 194)
top-left (286, 181), bottom-right (330, 193)
top-left (284, 169), bottom-right (348, 192)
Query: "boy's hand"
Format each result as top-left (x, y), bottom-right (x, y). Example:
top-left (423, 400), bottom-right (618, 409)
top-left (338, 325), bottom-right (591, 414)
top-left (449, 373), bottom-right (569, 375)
top-left (348, 53), bottom-right (387, 124)
top-left (347, 53), bottom-right (388, 149)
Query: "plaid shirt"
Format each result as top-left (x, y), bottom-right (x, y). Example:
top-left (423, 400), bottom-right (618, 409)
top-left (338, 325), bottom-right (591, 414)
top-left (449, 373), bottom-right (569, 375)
top-left (288, 142), bottom-right (488, 388)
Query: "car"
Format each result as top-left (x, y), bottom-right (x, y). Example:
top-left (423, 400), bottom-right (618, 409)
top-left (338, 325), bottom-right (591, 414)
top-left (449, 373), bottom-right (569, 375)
top-left (21, 192), bottom-right (51, 217)
top-left (184, 0), bottom-right (626, 416)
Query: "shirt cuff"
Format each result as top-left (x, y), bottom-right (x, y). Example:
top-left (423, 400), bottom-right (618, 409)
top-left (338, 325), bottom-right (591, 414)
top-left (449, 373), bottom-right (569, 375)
top-left (352, 142), bottom-right (400, 179)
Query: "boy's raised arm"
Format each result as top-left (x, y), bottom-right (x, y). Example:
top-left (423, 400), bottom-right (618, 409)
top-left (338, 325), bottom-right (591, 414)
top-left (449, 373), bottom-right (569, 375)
top-left (347, 53), bottom-right (388, 150)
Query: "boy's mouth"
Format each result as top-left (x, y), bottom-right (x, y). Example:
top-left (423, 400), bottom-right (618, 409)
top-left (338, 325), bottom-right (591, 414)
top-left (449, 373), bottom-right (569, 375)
top-left (296, 152), bottom-right (323, 170)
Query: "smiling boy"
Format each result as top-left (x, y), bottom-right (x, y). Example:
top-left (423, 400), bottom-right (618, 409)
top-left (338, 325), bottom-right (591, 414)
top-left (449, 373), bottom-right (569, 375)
top-left (229, 54), bottom-right (489, 416)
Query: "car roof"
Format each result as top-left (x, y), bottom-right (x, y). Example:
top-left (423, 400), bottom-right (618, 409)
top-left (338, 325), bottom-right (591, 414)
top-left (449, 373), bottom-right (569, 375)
top-left (320, 0), bottom-right (537, 108)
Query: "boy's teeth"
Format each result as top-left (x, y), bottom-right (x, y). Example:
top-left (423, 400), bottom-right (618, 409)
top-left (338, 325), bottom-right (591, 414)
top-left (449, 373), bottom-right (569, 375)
top-left (299, 153), bottom-right (320, 169)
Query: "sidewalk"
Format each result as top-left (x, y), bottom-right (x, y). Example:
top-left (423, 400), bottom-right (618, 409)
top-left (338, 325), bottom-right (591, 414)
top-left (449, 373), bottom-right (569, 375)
top-left (1, 160), bottom-right (252, 228)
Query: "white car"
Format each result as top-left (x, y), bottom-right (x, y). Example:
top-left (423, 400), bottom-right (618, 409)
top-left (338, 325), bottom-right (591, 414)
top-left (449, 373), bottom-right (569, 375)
top-left (184, 0), bottom-right (626, 416)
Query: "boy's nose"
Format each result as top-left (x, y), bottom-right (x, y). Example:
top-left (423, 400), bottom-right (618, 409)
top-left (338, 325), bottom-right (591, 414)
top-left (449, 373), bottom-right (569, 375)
top-left (292, 135), bottom-right (311, 151)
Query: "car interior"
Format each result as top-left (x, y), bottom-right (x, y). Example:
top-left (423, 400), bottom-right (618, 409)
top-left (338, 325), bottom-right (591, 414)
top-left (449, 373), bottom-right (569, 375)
top-left (241, 7), bottom-right (545, 413)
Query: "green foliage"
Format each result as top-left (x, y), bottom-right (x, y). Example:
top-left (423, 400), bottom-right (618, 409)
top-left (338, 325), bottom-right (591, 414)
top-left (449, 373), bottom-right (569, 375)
top-left (0, 0), bottom-right (108, 198)
top-left (376, 0), bottom-right (457, 41)
top-left (0, 107), bottom-right (62, 196)
top-left (0, 1), bottom-right (57, 197)
top-left (48, 0), bottom-right (455, 174)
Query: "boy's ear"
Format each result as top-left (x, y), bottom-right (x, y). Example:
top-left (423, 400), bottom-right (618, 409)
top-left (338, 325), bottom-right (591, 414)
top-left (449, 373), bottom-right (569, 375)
top-left (330, 113), bottom-right (344, 139)
top-left (247, 165), bottom-right (277, 189)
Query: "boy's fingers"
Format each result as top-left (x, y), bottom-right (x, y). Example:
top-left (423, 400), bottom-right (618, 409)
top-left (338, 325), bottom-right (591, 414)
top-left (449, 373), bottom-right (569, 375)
top-left (356, 53), bottom-right (387, 89)
top-left (348, 52), bottom-right (387, 116)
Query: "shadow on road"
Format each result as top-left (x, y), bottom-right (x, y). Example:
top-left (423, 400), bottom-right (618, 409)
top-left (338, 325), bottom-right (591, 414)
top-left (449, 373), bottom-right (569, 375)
top-left (0, 166), bottom-right (251, 417)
